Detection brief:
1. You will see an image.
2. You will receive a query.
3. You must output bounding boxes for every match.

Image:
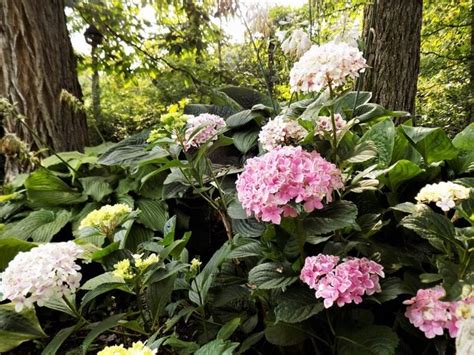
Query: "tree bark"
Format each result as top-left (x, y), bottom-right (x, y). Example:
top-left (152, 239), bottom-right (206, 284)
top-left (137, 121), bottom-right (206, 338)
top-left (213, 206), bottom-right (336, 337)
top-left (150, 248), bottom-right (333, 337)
top-left (470, 0), bottom-right (474, 123)
top-left (362, 0), bottom-right (423, 115)
top-left (0, 0), bottom-right (88, 179)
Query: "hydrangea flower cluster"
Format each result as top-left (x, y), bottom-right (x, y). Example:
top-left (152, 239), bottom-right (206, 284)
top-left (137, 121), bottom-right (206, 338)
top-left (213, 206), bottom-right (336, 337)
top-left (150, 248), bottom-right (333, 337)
top-left (98, 341), bottom-right (157, 355)
top-left (79, 203), bottom-right (132, 236)
top-left (300, 254), bottom-right (385, 308)
top-left (112, 253), bottom-right (160, 280)
top-left (236, 146), bottom-right (343, 224)
top-left (315, 114), bottom-right (347, 137)
top-left (147, 112), bottom-right (188, 143)
top-left (403, 286), bottom-right (474, 339)
top-left (0, 241), bottom-right (83, 312)
top-left (183, 113), bottom-right (226, 151)
top-left (289, 41), bottom-right (367, 93)
top-left (280, 28), bottom-right (311, 58)
top-left (415, 181), bottom-right (470, 211)
top-left (258, 116), bottom-right (307, 151)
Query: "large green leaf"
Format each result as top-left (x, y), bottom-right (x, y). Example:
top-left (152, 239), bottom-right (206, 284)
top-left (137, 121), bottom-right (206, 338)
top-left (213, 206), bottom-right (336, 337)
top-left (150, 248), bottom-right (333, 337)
top-left (0, 239), bottom-right (36, 271)
top-left (81, 313), bottom-right (126, 354)
top-left (0, 303), bottom-right (47, 352)
top-left (400, 204), bottom-right (460, 252)
top-left (303, 200), bottom-right (358, 235)
top-left (25, 169), bottom-right (87, 206)
top-left (79, 177), bottom-right (113, 202)
top-left (184, 104), bottom-right (238, 118)
top-left (219, 86), bottom-right (275, 110)
top-left (375, 160), bottom-right (423, 191)
top-left (80, 272), bottom-right (125, 290)
top-left (217, 317), bottom-right (241, 340)
top-left (361, 119), bottom-right (395, 167)
top-left (136, 198), bottom-right (168, 232)
top-left (225, 109), bottom-right (264, 128)
top-left (80, 283), bottom-right (133, 311)
top-left (41, 325), bottom-right (76, 355)
top-left (334, 91), bottom-right (372, 113)
top-left (248, 262), bottom-right (298, 289)
top-left (452, 123), bottom-right (474, 150)
top-left (401, 125), bottom-right (459, 164)
top-left (337, 325), bottom-right (399, 355)
top-left (275, 288), bottom-right (324, 323)
top-left (1, 210), bottom-right (71, 242)
top-left (148, 275), bottom-right (176, 323)
top-left (264, 322), bottom-right (306, 346)
top-left (195, 339), bottom-right (240, 355)
top-left (232, 129), bottom-right (259, 154)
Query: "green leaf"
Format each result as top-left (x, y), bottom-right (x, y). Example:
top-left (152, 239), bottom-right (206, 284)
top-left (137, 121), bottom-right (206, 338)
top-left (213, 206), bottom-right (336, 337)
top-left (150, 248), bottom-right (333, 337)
top-left (248, 262), bottom-right (298, 289)
top-left (81, 314), bottom-right (126, 354)
top-left (148, 275), bottom-right (176, 323)
top-left (0, 303), bottom-right (47, 352)
top-left (227, 200), bottom-right (248, 219)
top-left (184, 104), bottom-right (238, 118)
top-left (275, 288), bottom-right (324, 323)
top-left (304, 201), bottom-right (358, 235)
top-left (232, 130), bottom-right (259, 154)
top-left (41, 325), bottom-right (76, 355)
top-left (1, 210), bottom-right (71, 242)
top-left (264, 322), bottom-right (306, 346)
top-left (228, 236), bottom-right (262, 258)
top-left (337, 325), bottom-right (399, 355)
top-left (400, 204), bottom-right (460, 252)
top-left (195, 339), bottom-right (240, 355)
top-left (81, 272), bottom-right (125, 290)
top-left (452, 123), bottom-right (474, 150)
top-left (219, 86), bottom-right (274, 110)
top-left (225, 109), bottom-right (264, 128)
top-left (401, 125), bottom-right (459, 164)
top-left (80, 283), bottom-right (133, 311)
top-left (334, 91), bottom-right (372, 113)
top-left (353, 103), bottom-right (389, 122)
top-left (217, 317), bottom-right (241, 340)
top-left (0, 239), bottom-right (36, 271)
top-left (232, 218), bottom-right (265, 237)
top-left (25, 169), bottom-right (87, 206)
top-left (136, 198), bottom-right (168, 232)
top-left (375, 160), bottom-right (423, 191)
top-left (361, 119), bottom-right (395, 167)
top-left (372, 277), bottom-right (411, 303)
top-left (79, 177), bottom-right (113, 202)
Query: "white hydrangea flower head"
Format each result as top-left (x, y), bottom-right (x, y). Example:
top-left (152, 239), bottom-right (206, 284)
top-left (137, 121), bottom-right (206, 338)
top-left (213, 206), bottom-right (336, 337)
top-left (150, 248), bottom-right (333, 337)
top-left (280, 28), bottom-right (312, 58)
top-left (79, 203), bottom-right (132, 235)
top-left (415, 181), bottom-right (470, 212)
top-left (315, 114), bottom-right (347, 137)
top-left (0, 241), bottom-right (83, 312)
top-left (258, 115), bottom-right (307, 151)
top-left (183, 113), bottom-right (226, 151)
top-left (289, 41), bottom-right (367, 93)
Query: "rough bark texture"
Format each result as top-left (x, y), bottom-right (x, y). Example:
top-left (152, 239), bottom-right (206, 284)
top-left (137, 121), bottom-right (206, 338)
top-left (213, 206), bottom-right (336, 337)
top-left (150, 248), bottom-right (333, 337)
top-left (362, 0), bottom-right (423, 114)
top-left (470, 0), bottom-right (474, 123)
top-left (0, 0), bottom-right (88, 178)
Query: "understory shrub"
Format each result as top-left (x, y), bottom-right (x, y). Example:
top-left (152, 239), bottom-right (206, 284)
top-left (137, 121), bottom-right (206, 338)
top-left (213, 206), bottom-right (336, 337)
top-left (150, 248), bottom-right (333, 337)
top-left (0, 40), bottom-right (473, 355)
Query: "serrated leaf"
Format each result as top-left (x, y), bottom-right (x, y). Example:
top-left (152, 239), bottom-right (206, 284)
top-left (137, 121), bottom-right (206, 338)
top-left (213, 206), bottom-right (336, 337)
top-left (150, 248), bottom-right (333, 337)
top-left (337, 325), bottom-right (399, 355)
top-left (248, 262), bottom-right (298, 289)
top-left (136, 198), bottom-right (168, 232)
top-left (231, 218), bottom-right (265, 237)
top-left (0, 303), bottom-right (47, 352)
top-left (361, 119), bottom-right (395, 167)
top-left (304, 201), bottom-right (358, 235)
top-left (401, 125), bottom-right (459, 164)
top-left (228, 236), bottom-right (262, 258)
top-left (275, 288), bottom-right (324, 323)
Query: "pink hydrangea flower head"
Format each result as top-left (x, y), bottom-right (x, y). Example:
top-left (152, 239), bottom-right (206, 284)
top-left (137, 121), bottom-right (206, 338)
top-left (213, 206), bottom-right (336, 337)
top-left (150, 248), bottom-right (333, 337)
top-left (183, 113), bottom-right (226, 151)
top-left (315, 114), bottom-right (347, 137)
top-left (258, 116), bottom-right (307, 151)
top-left (403, 286), bottom-right (472, 339)
top-left (290, 42), bottom-right (367, 93)
top-left (300, 254), bottom-right (384, 308)
top-left (0, 241), bottom-right (83, 312)
top-left (236, 146), bottom-right (343, 224)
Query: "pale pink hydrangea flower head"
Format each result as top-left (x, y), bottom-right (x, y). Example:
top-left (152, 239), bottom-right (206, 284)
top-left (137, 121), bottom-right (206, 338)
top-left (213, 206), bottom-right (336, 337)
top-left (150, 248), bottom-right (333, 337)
top-left (300, 254), bottom-right (384, 308)
top-left (183, 113), bottom-right (226, 151)
top-left (290, 41), bottom-right (367, 93)
top-left (0, 241), bottom-right (83, 312)
top-left (315, 114), bottom-right (347, 137)
top-left (404, 286), bottom-right (473, 339)
top-left (258, 115), bottom-right (307, 151)
top-left (236, 146), bottom-right (344, 224)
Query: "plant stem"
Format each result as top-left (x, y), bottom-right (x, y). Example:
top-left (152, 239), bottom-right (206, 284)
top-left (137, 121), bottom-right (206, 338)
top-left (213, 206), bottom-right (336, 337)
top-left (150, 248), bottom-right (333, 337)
top-left (327, 81), bottom-right (338, 163)
top-left (62, 295), bottom-right (84, 321)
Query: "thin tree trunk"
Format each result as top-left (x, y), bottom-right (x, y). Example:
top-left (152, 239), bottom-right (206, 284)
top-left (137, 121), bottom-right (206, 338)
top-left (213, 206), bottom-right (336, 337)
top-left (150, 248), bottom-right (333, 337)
top-left (362, 0), bottom-right (423, 115)
top-left (0, 0), bottom-right (88, 179)
top-left (470, 0), bottom-right (474, 123)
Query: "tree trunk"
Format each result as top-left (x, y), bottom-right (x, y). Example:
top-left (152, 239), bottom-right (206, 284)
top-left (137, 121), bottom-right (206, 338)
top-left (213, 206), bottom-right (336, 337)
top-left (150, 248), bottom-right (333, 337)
top-left (362, 0), bottom-right (423, 115)
top-left (470, 0), bottom-right (474, 123)
top-left (0, 0), bottom-right (88, 179)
